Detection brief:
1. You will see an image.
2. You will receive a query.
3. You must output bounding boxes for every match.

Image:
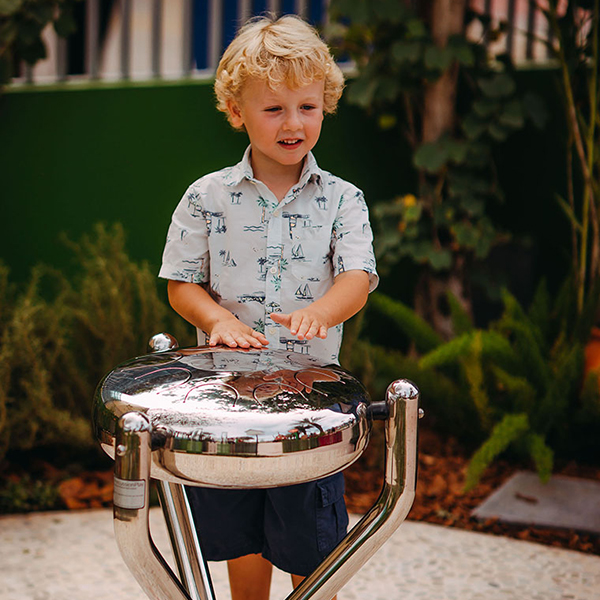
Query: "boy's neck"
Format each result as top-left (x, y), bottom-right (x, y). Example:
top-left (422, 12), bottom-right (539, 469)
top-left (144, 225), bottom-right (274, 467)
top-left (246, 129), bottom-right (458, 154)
top-left (250, 150), bottom-right (306, 202)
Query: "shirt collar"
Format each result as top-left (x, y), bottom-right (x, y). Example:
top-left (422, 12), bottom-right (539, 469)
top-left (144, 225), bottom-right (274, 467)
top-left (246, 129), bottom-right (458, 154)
top-left (226, 145), bottom-right (323, 190)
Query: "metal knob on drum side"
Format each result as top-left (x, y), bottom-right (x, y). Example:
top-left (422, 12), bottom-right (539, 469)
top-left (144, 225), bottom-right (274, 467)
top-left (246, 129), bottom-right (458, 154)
top-left (92, 335), bottom-right (420, 600)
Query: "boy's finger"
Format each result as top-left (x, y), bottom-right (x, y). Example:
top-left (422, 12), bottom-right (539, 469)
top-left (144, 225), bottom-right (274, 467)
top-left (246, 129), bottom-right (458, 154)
top-left (289, 313), bottom-right (310, 339)
top-left (251, 331), bottom-right (269, 345)
top-left (269, 312), bottom-right (289, 326)
top-left (247, 332), bottom-right (267, 348)
top-left (299, 320), bottom-right (315, 340)
top-left (209, 333), bottom-right (222, 346)
top-left (305, 321), bottom-right (320, 340)
top-left (289, 314), bottom-right (304, 336)
top-left (218, 332), bottom-right (237, 347)
top-left (234, 335), bottom-right (251, 348)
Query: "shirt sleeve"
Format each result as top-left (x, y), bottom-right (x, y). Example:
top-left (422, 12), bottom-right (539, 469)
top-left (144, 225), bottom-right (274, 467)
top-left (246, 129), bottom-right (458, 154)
top-left (158, 182), bottom-right (210, 284)
top-left (331, 186), bottom-right (379, 292)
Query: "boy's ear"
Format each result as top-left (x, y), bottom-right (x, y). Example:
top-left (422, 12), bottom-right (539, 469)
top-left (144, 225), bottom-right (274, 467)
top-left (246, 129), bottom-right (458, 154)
top-left (226, 99), bottom-right (244, 128)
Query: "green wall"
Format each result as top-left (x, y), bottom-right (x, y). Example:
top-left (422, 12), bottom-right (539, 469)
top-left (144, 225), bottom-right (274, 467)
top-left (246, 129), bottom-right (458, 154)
top-left (0, 70), bottom-right (572, 311)
top-left (0, 80), bottom-right (413, 282)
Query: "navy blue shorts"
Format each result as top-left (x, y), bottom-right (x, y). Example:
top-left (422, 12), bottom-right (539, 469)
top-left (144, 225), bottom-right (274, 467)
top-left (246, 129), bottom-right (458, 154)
top-left (185, 472), bottom-right (348, 576)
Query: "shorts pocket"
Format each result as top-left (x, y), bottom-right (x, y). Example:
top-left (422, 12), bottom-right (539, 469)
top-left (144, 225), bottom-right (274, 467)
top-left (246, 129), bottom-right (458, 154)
top-left (315, 474), bottom-right (349, 554)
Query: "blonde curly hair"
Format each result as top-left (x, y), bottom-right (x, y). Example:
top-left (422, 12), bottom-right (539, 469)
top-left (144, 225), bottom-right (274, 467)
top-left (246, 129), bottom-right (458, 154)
top-left (214, 14), bottom-right (344, 127)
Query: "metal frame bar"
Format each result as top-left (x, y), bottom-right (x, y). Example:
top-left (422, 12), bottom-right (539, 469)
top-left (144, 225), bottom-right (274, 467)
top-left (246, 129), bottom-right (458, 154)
top-left (56, 34), bottom-right (68, 81)
top-left (120, 0), bottom-right (132, 79)
top-left (157, 482), bottom-right (216, 600)
top-left (182, 0), bottom-right (194, 76)
top-left (85, 0), bottom-right (100, 79)
top-left (207, 0), bottom-right (223, 72)
top-left (238, 0), bottom-right (252, 23)
top-left (506, 0), bottom-right (516, 59)
top-left (525, 0), bottom-right (537, 60)
top-left (151, 0), bottom-right (163, 78)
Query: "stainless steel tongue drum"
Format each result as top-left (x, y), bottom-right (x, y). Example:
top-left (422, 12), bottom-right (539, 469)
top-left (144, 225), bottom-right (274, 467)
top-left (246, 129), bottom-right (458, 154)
top-left (92, 333), bottom-right (421, 600)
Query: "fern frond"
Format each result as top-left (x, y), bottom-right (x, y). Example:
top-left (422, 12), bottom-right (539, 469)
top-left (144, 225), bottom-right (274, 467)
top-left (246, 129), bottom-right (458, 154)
top-left (527, 279), bottom-right (551, 344)
top-left (461, 331), bottom-right (491, 430)
top-left (464, 413), bottom-right (529, 491)
top-left (419, 329), bottom-right (515, 371)
top-left (369, 292), bottom-right (443, 353)
top-left (496, 314), bottom-right (549, 392)
top-left (419, 332), bottom-right (475, 369)
top-left (526, 433), bottom-right (553, 483)
top-left (490, 365), bottom-right (536, 413)
top-left (533, 341), bottom-right (583, 434)
top-left (447, 291), bottom-right (474, 335)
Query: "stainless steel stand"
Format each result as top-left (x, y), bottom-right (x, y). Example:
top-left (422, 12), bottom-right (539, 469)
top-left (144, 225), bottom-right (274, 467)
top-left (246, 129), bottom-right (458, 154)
top-left (112, 379), bottom-right (419, 600)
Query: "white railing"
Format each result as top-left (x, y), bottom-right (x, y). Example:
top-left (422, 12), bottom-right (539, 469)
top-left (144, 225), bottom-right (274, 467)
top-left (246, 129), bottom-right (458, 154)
top-left (12, 0), bottom-right (559, 87)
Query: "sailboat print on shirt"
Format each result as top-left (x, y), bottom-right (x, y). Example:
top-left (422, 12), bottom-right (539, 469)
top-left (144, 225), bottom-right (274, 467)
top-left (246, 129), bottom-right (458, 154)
top-left (291, 244), bottom-right (306, 261)
top-left (295, 283), bottom-right (313, 300)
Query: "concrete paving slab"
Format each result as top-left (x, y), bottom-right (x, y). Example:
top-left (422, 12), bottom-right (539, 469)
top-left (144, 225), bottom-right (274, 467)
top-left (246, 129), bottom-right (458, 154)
top-left (472, 471), bottom-right (600, 534)
top-left (1, 508), bottom-right (599, 600)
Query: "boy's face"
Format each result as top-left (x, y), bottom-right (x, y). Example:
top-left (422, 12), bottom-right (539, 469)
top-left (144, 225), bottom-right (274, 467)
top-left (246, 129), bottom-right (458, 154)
top-left (227, 77), bottom-right (325, 178)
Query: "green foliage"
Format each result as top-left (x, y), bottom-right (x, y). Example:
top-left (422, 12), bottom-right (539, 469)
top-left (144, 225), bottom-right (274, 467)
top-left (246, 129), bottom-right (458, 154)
top-left (328, 1), bottom-right (546, 276)
top-left (0, 474), bottom-right (60, 513)
top-left (544, 1), bottom-right (600, 313)
top-left (368, 291), bottom-right (442, 353)
top-left (62, 223), bottom-right (193, 388)
top-left (464, 413), bottom-right (529, 491)
top-left (0, 223), bottom-right (195, 466)
top-left (0, 264), bottom-right (92, 458)
top-left (366, 284), bottom-right (600, 488)
top-left (0, 0), bottom-right (80, 85)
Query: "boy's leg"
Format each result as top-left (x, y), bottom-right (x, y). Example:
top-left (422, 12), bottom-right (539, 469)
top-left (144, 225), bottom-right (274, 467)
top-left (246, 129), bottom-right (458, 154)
top-left (227, 554), bottom-right (273, 600)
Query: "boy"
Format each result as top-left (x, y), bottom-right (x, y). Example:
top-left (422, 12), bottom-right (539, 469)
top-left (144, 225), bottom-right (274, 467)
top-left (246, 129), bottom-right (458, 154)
top-left (159, 14), bottom-right (378, 600)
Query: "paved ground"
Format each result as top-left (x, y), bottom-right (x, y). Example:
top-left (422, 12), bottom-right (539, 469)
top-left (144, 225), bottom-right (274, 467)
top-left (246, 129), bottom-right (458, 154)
top-left (472, 471), bottom-right (600, 534)
top-left (1, 508), bottom-right (599, 600)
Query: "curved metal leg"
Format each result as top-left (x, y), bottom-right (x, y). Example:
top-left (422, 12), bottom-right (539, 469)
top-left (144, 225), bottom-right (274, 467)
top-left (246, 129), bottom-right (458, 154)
top-left (157, 481), bottom-right (216, 600)
top-left (113, 412), bottom-right (192, 600)
top-left (284, 380), bottom-right (420, 600)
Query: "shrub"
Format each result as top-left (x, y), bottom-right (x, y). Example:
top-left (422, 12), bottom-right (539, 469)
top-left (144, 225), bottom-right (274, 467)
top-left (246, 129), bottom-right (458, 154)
top-left (359, 282), bottom-right (600, 490)
top-left (0, 223), bottom-right (194, 466)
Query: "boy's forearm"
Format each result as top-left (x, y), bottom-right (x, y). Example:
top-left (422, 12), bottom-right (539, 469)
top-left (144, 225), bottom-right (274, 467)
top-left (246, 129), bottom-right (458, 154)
top-left (310, 270), bottom-right (370, 327)
top-left (167, 280), bottom-right (235, 333)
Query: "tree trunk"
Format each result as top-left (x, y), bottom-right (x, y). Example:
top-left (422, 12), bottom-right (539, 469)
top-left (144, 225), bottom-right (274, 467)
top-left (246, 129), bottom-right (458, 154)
top-left (422, 0), bottom-right (467, 142)
top-left (415, 0), bottom-right (471, 339)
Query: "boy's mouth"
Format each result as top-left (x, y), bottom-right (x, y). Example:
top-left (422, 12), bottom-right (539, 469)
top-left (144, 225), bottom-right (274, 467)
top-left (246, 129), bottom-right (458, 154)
top-left (278, 139), bottom-right (302, 148)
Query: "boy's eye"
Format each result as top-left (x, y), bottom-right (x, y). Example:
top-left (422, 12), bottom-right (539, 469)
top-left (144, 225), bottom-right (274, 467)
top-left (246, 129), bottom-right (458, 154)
top-left (264, 107), bottom-right (281, 112)
top-left (302, 105), bottom-right (316, 111)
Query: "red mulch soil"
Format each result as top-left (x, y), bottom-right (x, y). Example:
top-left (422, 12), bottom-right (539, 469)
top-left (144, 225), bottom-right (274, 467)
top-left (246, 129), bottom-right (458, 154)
top-left (4, 425), bottom-right (599, 556)
top-left (343, 424), bottom-right (600, 556)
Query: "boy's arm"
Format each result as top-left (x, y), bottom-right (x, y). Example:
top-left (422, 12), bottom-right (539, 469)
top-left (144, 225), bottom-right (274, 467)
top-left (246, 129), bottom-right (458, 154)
top-left (167, 280), bottom-right (269, 348)
top-left (269, 270), bottom-right (369, 341)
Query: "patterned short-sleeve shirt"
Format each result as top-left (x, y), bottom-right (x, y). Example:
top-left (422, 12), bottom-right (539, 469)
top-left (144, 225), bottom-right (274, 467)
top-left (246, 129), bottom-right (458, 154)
top-left (159, 146), bottom-right (378, 364)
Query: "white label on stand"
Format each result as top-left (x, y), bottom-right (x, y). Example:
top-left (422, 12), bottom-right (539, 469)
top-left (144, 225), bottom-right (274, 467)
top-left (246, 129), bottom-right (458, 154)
top-left (113, 477), bottom-right (146, 510)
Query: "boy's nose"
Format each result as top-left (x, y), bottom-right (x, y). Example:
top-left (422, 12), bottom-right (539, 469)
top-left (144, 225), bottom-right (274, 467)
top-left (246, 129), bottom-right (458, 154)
top-left (283, 111), bottom-right (302, 130)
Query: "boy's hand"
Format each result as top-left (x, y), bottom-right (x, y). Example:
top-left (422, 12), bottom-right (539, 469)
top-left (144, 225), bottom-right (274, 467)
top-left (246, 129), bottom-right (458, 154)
top-left (269, 309), bottom-right (329, 341)
top-left (209, 318), bottom-right (269, 349)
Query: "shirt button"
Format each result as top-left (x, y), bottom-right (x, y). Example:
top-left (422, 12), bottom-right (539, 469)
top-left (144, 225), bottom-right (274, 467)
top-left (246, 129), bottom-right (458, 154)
top-left (268, 326), bottom-right (277, 335)
top-left (269, 267), bottom-right (277, 274)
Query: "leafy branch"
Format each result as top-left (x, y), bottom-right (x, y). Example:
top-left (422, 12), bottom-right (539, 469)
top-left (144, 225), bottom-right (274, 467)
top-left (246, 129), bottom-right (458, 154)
top-left (0, 0), bottom-right (80, 85)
